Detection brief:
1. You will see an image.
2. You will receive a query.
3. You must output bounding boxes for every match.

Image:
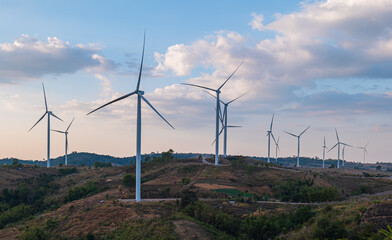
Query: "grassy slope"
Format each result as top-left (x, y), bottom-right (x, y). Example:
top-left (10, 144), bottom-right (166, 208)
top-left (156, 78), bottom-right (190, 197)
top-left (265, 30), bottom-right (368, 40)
top-left (0, 157), bottom-right (392, 239)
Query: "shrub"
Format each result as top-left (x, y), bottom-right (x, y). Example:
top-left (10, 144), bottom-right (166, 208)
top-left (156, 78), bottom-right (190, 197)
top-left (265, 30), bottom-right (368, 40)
top-left (180, 190), bottom-right (198, 208)
top-left (122, 174), bottom-right (136, 188)
top-left (65, 181), bottom-right (98, 202)
top-left (182, 177), bottom-right (190, 185)
top-left (58, 167), bottom-right (78, 175)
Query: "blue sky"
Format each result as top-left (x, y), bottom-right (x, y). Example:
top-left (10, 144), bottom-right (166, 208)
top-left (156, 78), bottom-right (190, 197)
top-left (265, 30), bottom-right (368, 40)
top-left (0, 0), bottom-right (391, 163)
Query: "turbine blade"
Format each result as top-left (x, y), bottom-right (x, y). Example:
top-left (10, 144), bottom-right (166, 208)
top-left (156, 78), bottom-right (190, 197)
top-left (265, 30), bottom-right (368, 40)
top-left (271, 132), bottom-right (277, 145)
top-left (50, 112), bottom-right (63, 122)
top-left (328, 143), bottom-right (338, 153)
top-left (227, 125), bottom-right (242, 128)
top-left (212, 127), bottom-right (225, 145)
top-left (227, 91), bottom-right (248, 104)
top-left (140, 95), bottom-right (175, 129)
top-left (66, 135), bottom-right (69, 151)
top-left (324, 136), bottom-right (326, 146)
top-left (299, 125), bottom-right (310, 136)
top-left (284, 131), bottom-right (297, 138)
top-left (217, 60), bottom-right (244, 91)
top-left (51, 129), bottom-right (65, 134)
top-left (87, 91), bottom-right (137, 115)
top-left (270, 113), bottom-right (274, 131)
top-left (181, 83), bottom-right (217, 92)
top-left (66, 117), bottom-right (75, 132)
top-left (335, 128), bottom-right (339, 142)
top-left (29, 112), bottom-right (47, 131)
top-left (42, 83), bottom-right (48, 112)
top-left (341, 143), bottom-right (353, 147)
top-left (204, 90), bottom-right (217, 99)
top-left (136, 31), bottom-right (146, 91)
top-left (365, 142), bottom-right (369, 148)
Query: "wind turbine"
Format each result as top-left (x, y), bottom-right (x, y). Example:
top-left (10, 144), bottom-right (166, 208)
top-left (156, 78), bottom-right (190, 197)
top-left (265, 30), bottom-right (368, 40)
top-left (87, 33), bottom-right (174, 202)
top-left (273, 136), bottom-right (280, 162)
top-left (52, 118), bottom-right (74, 165)
top-left (29, 83), bottom-right (63, 168)
top-left (328, 128), bottom-right (352, 169)
top-left (267, 114), bottom-right (276, 163)
top-left (322, 136), bottom-right (328, 168)
top-left (205, 91), bottom-right (247, 157)
top-left (358, 142), bottom-right (369, 164)
top-left (182, 61), bottom-right (244, 165)
top-left (284, 126), bottom-right (310, 167)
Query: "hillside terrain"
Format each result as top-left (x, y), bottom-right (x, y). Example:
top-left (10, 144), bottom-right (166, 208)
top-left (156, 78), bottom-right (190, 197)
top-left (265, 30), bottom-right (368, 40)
top-left (0, 153), bottom-right (392, 239)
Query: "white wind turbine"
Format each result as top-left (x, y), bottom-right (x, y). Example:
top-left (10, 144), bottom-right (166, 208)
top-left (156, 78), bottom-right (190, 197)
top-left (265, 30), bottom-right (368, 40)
top-left (358, 142), bottom-right (369, 164)
top-left (267, 114), bottom-right (276, 163)
top-left (52, 117), bottom-right (75, 166)
top-left (322, 136), bottom-right (328, 168)
top-left (328, 128), bottom-right (352, 169)
top-left (87, 33), bottom-right (174, 203)
top-left (29, 83), bottom-right (63, 168)
top-left (182, 61), bottom-right (244, 165)
top-left (284, 126), bottom-right (310, 167)
top-left (206, 91), bottom-right (247, 158)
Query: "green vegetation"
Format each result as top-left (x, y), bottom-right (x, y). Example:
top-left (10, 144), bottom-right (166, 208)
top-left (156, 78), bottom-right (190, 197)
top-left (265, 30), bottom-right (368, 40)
top-left (184, 201), bottom-right (314, 239)
top-left (93, 161), bottom-right (112, 168)
top-left (122, 174), bottom-right (136, 188)
top-left (212, 188), bottom-right (254, 198)
top-left (65, 181), bottom-right (98, 202)
top-left (151, 149), bottom-right (175, 163)
top-left (274, 179), bottom-right (338, 202)
top-left (58, 167), bottom-right (78, 175)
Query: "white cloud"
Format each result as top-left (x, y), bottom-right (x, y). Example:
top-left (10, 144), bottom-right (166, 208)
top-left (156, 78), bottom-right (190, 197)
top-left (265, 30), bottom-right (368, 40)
top-left (153, 0), bottom-right (392, 118)
top-left (249, 13), bottom-right (264, 31)
top-left (0, 35), bottom-right (116, 83)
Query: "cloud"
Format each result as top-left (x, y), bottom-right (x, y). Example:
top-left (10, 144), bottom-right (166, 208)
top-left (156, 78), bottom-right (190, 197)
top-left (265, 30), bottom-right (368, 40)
top-left (153, 0), bottom-right (392, 119)
top-left (249, 13), bottom-right (264, 30)
top-left (0, 35), bottom-right (116, 83)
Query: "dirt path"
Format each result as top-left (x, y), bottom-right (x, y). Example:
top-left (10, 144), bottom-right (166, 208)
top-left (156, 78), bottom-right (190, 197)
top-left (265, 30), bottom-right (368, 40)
top-left (173, 220), bottom-right (212, 240)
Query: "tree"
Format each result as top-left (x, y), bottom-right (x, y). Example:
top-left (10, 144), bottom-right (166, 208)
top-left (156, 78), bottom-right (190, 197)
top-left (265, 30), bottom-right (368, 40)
top-left (122, 174), bottom-right (136, 188)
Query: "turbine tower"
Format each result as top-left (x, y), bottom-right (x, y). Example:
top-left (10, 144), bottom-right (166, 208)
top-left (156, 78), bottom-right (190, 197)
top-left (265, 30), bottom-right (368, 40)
top-left (29, 83), bottom-right (63, 168)
top-left (205, 91), bottom-right (247, 157)
top-left (182, 61), bottom-right (244, 165)
top-left (328, 128), bottom-right (351, 169)
top-left (267, 114), bottom-right (276, 163)
top-left (322, 136), bottom-right (328, 168)
top-left (52, 117), bottom-right (75, 165)
top-left (358, 142), bottom-right (369, 164)
top-left (284, 126), bottom-right (310, 167)
top-left (87, 33), bottom-right (174, 202)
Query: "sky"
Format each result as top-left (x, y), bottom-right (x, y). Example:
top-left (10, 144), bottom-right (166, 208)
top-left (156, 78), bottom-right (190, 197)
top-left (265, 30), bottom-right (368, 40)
top-left (0, 0), bottom-right (391, 163)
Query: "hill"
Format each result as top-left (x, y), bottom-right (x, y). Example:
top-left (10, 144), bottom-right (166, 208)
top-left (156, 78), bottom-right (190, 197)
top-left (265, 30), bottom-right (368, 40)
top-left (2, 151), bottom-right (392, 171)
top-left (0, 153), bottom-right (391, 239)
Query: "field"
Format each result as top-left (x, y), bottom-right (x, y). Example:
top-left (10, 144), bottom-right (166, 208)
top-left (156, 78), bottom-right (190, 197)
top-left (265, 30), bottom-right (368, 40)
top-left (0, 154), bottom-right (392, 239)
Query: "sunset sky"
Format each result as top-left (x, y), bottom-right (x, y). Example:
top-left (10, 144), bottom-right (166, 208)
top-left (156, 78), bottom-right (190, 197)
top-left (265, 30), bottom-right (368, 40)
top-left (0, 0), bottom-right (391, 163)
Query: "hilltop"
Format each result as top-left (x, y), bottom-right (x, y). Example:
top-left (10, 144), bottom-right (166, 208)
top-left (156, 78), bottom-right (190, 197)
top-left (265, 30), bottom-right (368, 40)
top-left (0, 152), bottom-right (391, 239)
top-left (2, 151), bottom-right (391, 171)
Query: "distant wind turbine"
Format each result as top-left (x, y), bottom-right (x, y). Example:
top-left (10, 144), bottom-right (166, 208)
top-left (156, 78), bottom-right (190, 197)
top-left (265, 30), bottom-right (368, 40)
top-left (205, 91), bottom-right (247, 157)
top-left (29, 83), bottom-right (63, 168)
top-left (87, 32), bottom-right (174, 203)
top-left (322, 136), bottom-right (328, 168)
top-left (52, 117), bottom-right (75, 165)
top-left (267, 114), bottom-right (276, 163)
top-left (357, 142), bottom-right (369, 164)
top-left (328, 128), bottom-right (352, 169)
top-left (284, 126), bottom-right (310, 167)
top-left (182, 61), bottom-right (244, 165)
